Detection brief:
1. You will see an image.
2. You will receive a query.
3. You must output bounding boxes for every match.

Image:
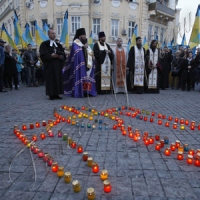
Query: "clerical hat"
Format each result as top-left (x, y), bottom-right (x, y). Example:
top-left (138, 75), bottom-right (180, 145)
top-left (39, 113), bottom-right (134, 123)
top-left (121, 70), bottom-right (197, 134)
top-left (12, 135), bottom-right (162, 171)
top-left (98, 31), bottom-right (106, 38)
top-left (73, 28), bottom-right (86, 41)
top-left (136, 37), bottom-right (141, 41)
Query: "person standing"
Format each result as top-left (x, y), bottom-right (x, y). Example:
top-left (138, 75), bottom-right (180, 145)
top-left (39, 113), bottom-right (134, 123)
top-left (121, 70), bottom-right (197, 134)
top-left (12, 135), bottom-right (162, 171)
top-left (23, 44), bottom-right (38, 87)
top-left (127, 37), bottom-right (146, 94)
top-left (0, 39), bottom-right (6, 92)
top-left (145, 40), bottom-right (162, 93)
top-left (112, 38), bottom-right (127, 94)
top-left (40, 29), bottom-right (65, 100)
top-left (93, 32), bottom-right (114, 94)
top-left (63, 28), bottom-right (96, 98)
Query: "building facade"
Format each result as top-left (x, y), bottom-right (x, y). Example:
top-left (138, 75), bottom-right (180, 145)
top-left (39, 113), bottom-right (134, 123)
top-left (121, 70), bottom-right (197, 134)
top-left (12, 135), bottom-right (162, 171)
top-left (0, 0), bottom-right (180, 48)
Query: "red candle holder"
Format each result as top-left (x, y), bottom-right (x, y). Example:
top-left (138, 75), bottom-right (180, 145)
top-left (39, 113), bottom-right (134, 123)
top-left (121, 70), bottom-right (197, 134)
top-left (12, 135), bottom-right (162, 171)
top-left (149, 137), bottom-right (154, 144)
top-left (71, 141), bottom-right (77, 148)
top-left (198, 123), bottom-right (200, 130)
top-left (33, 147), bottom-right (39, 154)
top-left (121, 125), bottom-right (125, 131)
top-left (30, 145), bottom-right (35, 151)
top-left (43, 153), bottom-right (49, 162)
top-left (30, 123), bottom-right (34, 129)
top-left (144, 138), bottom-right (149, 146)
top-left (67, 119), bottom-right (71, 124)
top-left (140, 116), bottom-right (143, 120)
top-left (162, 115), bottom-right (166, 119)
top-left (185, 120), bottom-right (189, 125)
top-left (165, 121), bottom-right (170, 127)
top-left (155, 143), bottom-right (161, 151)
top-left (16, 131), bottom-right (20, 137)
top-left (164, 148), bottom-right (171, 156)
top-left (22, 124), bottom-right (27, 131)
top-left (190, 125), bottom-right (195, 130)
top-left (48, 119), bottom-right (52, 124)
top-left (174, 117), bottom-right (179, 123)
top-left (127, 126), bottom-right (132, 131)
top-left (120, 111), bottom-right (123, 115)
top-left (194, 159), bottom-right (200, 167)
top-left (32, 135), bottom-right (37, 142)
top-left (158, 119), bottom-right (162, 125)
top-left (104, 180), bottom-right (112, 193)
top-left (158, 114), bottom-right (162, 118)
top-left (56, 118), bottom-right (60, 123)
top-left (48, 158), bottom-right (54, 166)
top-left (177, 153), bottom-right (183, 160)
top-left (155, 134), bottom-right (160, 141)
top-left (38, 150), bottom-right (44, 158)
top-left (175, 140), bottom-right (180, 148)
top-left (132, 113), bottom-right (136, 118)
top-left (187, 155), bottom-right (193, 164)
top-left (113, 124), bottom-right (117, 130)
top-left (57, 131), bottom-right (62, 138)
top-left (160, 140), bottom-right (164, 148)
top-left (122, 130), bottom-right (126, 136)
top-left (92, 163), bottom-right (99, 173)
top-left (122, 106), bottom-right (125, 110)
top-left (170, 143), bottom-right (176, 151)
top-left (40, 132), bottom-right (46, 140)
top-left (133, 134), bottom-right (138, 142)
top-left (35, 122), bottom-right (40, 128)
top-left (143, 117), bottom-right (148, 121)
top-left (190, 121), bottom-right (195, 126)
top-left (82, 106), bottom-right (85, 110)
top-left (168, 116), bottom-right (173, 121)
top-left (42, 120), bottom-right (46, 126)
top-left (150, 118), bottom-right (154, 123)
top-left (53, 121), bottom-right (57, 125)
top-left (180, 118), bottom-right (185, 125)
top-left (143, 131), bottom-right (149, 137)
top-left (143, 135), bottom-right (147, 142)
top-left (188, 149), bottom-right (195, 156)
top-left (51, 162), bottom-right (59, 172)
top-left (129, 131), bottom-right (133, 138)
top-left (173, 123), bottom-right (177, 129)
top-left (77, 145), bottom-right (83, 153)
top-left (151, 112), bottom-right (155, 116)
top-left (82, 152), bottom-right (88, 161)
top-left (48, 130), bottom-right (54, 137)
top-left (127, 112), bottom-right (131, 117)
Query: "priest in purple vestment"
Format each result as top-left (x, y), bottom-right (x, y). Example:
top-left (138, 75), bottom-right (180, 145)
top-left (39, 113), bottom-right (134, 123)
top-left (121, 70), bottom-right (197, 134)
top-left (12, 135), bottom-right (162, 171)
top-left (63, 28), bottom-right (97, 98)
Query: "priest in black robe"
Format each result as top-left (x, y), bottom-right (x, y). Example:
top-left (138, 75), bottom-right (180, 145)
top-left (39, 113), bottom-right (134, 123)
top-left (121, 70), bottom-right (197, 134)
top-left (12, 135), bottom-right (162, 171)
top-left (39, 29), bottom-right (65, 100)
top-left (93, 32), bottom-right (114, 94)
top-left (127, 37), bottom-right (146, 94)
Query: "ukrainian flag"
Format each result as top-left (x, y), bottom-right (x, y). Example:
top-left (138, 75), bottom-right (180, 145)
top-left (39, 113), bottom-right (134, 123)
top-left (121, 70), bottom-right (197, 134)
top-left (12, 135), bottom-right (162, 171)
top-left (13, 10), bottom-right (28, 48)
top-left (35, 20), bottom-right (48, 46)
top-left (181, 33), bottom-right (187, 46)
top-left (143, 36), bottom-right (148, 50)
top-left (1, 23), bottom-right (19, 53)
top-left (127, 38), bottom-right (131, 53)
top-left (22, 23), bottom-right (34, 46)
top-left (189, 4), bottom-right (200, 49)
top-left (43, 22), bottom-right (49, 37)
top-left (60, 10), bottom-right (69, 48)
top-left (131, 25), bottom-right (138, 47)
top-left (88, 31), bottom-right (93, 49)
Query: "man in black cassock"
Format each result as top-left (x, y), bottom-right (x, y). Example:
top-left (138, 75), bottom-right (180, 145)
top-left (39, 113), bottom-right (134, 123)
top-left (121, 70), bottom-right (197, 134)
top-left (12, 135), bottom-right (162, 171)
top-left (39, 29), bottom-right (65, 100)
top-left (93, 32), bottom-right (114, 94)
top-left (127, 37), bottom-right (146, 94)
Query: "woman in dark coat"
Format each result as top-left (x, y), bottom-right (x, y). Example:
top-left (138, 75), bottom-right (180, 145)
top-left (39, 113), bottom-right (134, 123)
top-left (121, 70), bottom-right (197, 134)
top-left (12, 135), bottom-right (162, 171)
top-left (4, 44), bottom-right (18, 90)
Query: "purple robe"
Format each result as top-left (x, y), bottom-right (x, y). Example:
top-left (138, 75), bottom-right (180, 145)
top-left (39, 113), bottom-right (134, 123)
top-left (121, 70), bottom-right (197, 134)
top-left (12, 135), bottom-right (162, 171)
top-left (63, 41), bottom-right (97, 98)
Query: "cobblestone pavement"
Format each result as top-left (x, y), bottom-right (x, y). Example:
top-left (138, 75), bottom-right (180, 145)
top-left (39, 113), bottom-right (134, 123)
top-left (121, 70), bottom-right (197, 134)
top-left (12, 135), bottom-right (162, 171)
top-left (0, 85), bottom-right (200, 200)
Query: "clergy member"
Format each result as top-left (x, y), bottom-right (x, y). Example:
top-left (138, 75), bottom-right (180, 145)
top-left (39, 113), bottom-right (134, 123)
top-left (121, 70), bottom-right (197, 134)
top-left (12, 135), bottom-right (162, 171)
top-left (127, 37), bottom-right (146, 94)
top-left (63, 28), bottom-right (97, 98)
top-left (112, 38), bottom-right (127, 94)
top-left (93, 31), bottom-right (114, 94)
top-left (39, 29), bottom-right (65, 100)
top-left (145, 40), bottom-right (162, 93)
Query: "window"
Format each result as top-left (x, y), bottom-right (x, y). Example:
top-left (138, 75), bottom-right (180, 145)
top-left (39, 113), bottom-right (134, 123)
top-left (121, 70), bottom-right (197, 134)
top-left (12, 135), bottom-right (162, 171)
top-left (111, 19), bottom-right (119, 37)
top-left (160, 28), bottom-right (164, 43)
top-left (92, 18), bottom-right (100, 36)
top-left (30, 21), bottom-right (35, 37)
top-left (128, 21), bottom-right (135, 38)
top-left (71, 16), bottom-right (81, 34)
top-left (14, 0), bottom-right (20, 9)
top-left (154, 26), bottom-right (159, 40)
top-left (56, 18), bottom-right (63, 36)
top-left (148, 24), bottom-right (152, 41)
top-left (42, 19), bottom-right (48, 31)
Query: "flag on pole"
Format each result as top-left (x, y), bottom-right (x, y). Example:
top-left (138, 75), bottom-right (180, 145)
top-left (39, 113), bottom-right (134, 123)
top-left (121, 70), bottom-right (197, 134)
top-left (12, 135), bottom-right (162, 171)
top-left (143, 36), bottom-right (148, 50)
top-left (22, 23), bottom-right (34, 46)
top-left (131, 24), bottom-right (138, 47)
top-left (60, 10), bottom-right (69, 48)
top-left (34, 20), bottom-right (48, 46)
top-left (43, 22), bottom-right (49, 37)
top-left (181, 33), bottom-right (187, 46)
top-left (1, 23), bottom-right (19, 53)
top-left (88, 31), bottom-right (93, 49)
top-left (189, 4), bottom-right (200, 49)
top-left (127, 38), bottom-right (131, 53)
top-left (171, 37), bottom-right (174, 46)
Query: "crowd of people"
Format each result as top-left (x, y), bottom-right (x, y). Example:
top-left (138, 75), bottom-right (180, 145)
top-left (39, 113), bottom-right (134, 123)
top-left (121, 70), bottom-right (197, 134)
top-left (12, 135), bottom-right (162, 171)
top-left (0, 29), bottom-right (200, 100)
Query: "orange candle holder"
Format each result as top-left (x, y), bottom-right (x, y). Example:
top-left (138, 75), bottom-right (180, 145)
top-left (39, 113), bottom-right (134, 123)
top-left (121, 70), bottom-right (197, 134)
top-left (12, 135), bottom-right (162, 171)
top-left (155, 143), bottom-right (161, 151)
top-left (178, 145), bottom-right (184, 153)
top-left (164, 148), bottom-right (171, 156)
top-left (177, 152), bottom-right (183, 160)
top-left (103, 180), bottom-right (112, 193)
top-left (170, 143), bottom-right (176, 151)
top-left (35, 122), bottom-right (40, 128)
top-left (51, 162), bottom-right (59, 172)
top-left (173, 123), bottom-right (177, 129)
top-left (40, 132), bottom-right (46, 140)
top-left (187, 155), bottom-right (193, 164)
top-left (133, 134), bottom-right (139, 142)
top-left (158, 119), bottom-right (162, 125)
top-left (188, 149), bottom-right (195, 156)
top-left (165, 121), bottom-right (170, 127)
top-left (77, 145), bottom-right (83, 153)
top-left (92, 163), bottom-right (99, 173)
top-left (129, 131), bottom-right (133, 138)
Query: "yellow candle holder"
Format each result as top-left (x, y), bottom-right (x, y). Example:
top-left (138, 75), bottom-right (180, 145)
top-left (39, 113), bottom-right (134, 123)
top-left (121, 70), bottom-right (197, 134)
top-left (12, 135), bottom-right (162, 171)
top-left (104, 113), bottom-right (108, 117)
top-left (112, 116), bottom-right (116, 120)
top-left (69, 108), bottom-right (72, 111)
top-left (87, 157), bottom-right (93, 167)
top-left (72, 180), bottom-right (81, 193)
top-left (72, 115), bottom-right (76, 119)
top-left (68, 137), bottom-right (72, 145)
top-left (87, 187), bottom-right (96, 200)
top-left (78, 114), bottom-right (82, 118)
top-left (50, 122), bottom-right (54, 127)
top-left (100, 169), bottom-right (108, 181)
top-left (64, 172), bottom-right (71, 183)
top-left (94, 112), bottom-right (98, 116)
top-left (89, 116), bottom-right (93, 121)
top-left (68, 116), bottom-right (72, 119)
top-left (85, 114), bottom-right (89, 118)
top-left (180, 124), bottom-right (185, 130)
top-left (57, 166), bottom-right (64, 177)
top-left (71, 120), bottom-right (76, 125)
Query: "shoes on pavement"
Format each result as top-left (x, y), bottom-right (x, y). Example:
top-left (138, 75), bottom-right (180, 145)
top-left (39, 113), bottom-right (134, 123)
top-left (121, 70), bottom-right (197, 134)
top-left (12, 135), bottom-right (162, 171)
top-left (49, 96), bottom-right (55, 100)
top-left (54, 95), bottom-right (62, 99)
top-left (0, 89), bottom-right (7, 92)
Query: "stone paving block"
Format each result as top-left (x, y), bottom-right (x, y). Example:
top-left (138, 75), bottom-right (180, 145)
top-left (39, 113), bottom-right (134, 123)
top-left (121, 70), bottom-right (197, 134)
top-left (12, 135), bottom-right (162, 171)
top-left (32, 191), bottom-right (52, 200)
top-left (131, 177), bottom-right (149, 196)
top-left (0, 190), bottom-right (35, 200)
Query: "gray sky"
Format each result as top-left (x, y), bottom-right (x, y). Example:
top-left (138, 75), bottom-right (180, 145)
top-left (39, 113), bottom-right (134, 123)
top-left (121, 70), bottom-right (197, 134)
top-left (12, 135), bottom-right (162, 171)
top-left (176, 0), bottom-right (199, 44)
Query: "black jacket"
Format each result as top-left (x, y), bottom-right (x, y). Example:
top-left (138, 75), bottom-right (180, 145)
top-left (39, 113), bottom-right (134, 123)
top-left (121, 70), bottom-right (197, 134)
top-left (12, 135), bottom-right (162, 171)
top-left (23, 50), bottom-right (38, 67)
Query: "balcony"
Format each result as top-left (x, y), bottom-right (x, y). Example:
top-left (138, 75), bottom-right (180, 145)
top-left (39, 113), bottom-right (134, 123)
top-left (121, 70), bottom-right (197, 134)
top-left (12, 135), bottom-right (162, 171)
top-left (148, 2), bottom-right (175, 25)
top-left (0, 5), bottom-right (12, 20)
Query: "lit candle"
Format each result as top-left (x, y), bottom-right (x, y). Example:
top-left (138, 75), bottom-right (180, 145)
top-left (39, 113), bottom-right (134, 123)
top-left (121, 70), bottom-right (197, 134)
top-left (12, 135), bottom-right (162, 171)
top-left (194, 158), bottom-right (200, 167)
top-left (180, 124), bottom-right (185, 130)
top-left (48, 130), bottom-right (54, 137)
top-left (144, 138), bottom-right (149, 146)
top-left (71, 141), bottom-right (77, 148)
top-left (64, 172), bottom-right (72, 183)
top-left (32, 135), bottom-right (37, 142)
top-left (89, 116), bottom-right (93, 121)
top-left (53, 120), bottom-right (57, 125)
top-left (143, 131), bottom-right (149, 137)
top-left (57, 166), bottom-right (64, 177)
top-left (150, 118), bottom-right (154, 122)
top-left (121, 125), bottom-right (125, 131)
top-left (47, 158), bottom-right (54, 166)
top-left (162, 115), bottom-right (166, 119)
top-left (129, 131), bottom-right (133, 138)
top-left (151, 112), bottom-right (155, 116)
top-left (30, 123), bottom-right (34, 129)
top-left (67, 119), bottom-right (71, 124)
top-left (173, 123), bottom-right (177, 129)
top-left (127, 126), bottom-right (132, 131)
top-left (38, 150), bottom-right (44, 158)
top-left (122, 130), bottom-right (126, 136)
top-left (168, 116), bottom-right (173, 121)
top-left (113, 124), bottom-right (117, 130)
top-left (177, 152), bottom-right (184, 160)
top-left (190, 121), bottom-right (195, 126)
top-left (87, 187), bottom-right (96, 200)
top-left (72, 180), bottom-right (81, 193)
top-left (178, 145), bottom-right (184, 153)
top-left (198, 123), bottom-right (200, 130)
top-left (188, 149), bottom-right (195, 156)
top-left (92, 163), bottom-right (99, 173)
top-left (164, 148), bottom-right (171, 156)
top-left (144, 116), bottom-right (148, 121)
top-left (82, 152), bottom-right (88, 162)
top-left (155, 143), bottom-right (161, 151)
top-left (140, 116), bottom-right (143, 120)
top-left (100, 169), bottom-right (108, 181)
top-left (51, 162), bottom-right (58, 172)
top-left (158, 119), bottom-right (162, 125)
top-left (165, 121), bottom-right (170, 127)
top-left (87, 157), bottom-right (93, 167)
top-left (148, 136), bottom-right (153, 144)
top-left (187, 155), bottom-right (193, 164)
top-left (190, 125), bottom-right (195, 130)
top-left (170, 143), bottom-right (176, 151)
top-left (164, 137), bottom-right (169, 144)
top-left (43, 153), bottom-right (49, 162)
top-left (175, 140), bottom-right (180, 148)
top-left (57, 130), bottom-right (62, 138)
top-left (185, 119), bottom-right (189, 125)
top-left (180, 118), bottom-right (185, 124)
top-left (35, 122), bottom-right (40, 128)
top-left (40, 132), bottom-right (46, 140)
top-left (104, 180), bottom-right (112, 193)
top-left (22, 124), bottom-right (27, 131)
top-left (71, 120), bottom-right (76, 125)
top-left (155, 134), bottom-right (160, 141)
top-left (77, 145), bottom-right (83, 153)
top-left (158, 114), bottom-right (162, 118)
top-left (33, 147), bottom-right (39, 154)
top-left (174, 117), bottom-right (179, 123)
top-left (160, 140), bottom-right (165, 148)
top-left (133, 134), bottom-right (138, 142)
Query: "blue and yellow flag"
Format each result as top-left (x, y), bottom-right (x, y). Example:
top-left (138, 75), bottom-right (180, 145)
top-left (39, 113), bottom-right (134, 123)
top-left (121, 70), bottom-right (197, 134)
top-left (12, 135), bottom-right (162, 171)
top-left (22, 23), bottom-right (34, 46)
top-left (181, 33), bottom-right (187, 46)
top-left (127, 38), bottom-right (131, 53)
top-left (13, 10), bottom-right (28, 48)
top-left (143, 36), bottom-right (148, 50)
top-left (60, 10), bottom-right (69, 48)
top-left (35, 20), bottom-right (48, 46)
top-left (131, 25), bottom-right (138, 47)
top-left (88, 31), bottom-right (93, 49)
top-left (43, 22), bottom-right (49, 37)
top-left (1, 23), bottom-right (19, 53)
top-left (189, 4), bottom-right (200, 49)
